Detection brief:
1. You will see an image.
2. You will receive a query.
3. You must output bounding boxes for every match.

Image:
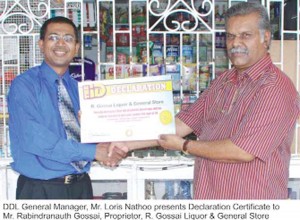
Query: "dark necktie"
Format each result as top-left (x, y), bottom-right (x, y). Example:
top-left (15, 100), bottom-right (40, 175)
top-left (57, 78), bottom-right (87, 171)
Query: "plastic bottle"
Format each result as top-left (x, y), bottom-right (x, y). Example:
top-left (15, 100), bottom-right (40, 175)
top-left (162, 181), bottom-right (175, 199)
top-left (180, 180), bottom-right (192, 199)
top-left (174, 180), bottom-right (192, 199)
top-left (145, 181), bottom-right (156, 200)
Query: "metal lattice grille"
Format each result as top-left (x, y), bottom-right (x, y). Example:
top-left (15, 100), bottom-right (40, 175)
top-left (0, 0), bottom-right (299, 161)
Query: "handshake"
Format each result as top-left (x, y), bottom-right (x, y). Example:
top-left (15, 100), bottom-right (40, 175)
top-left (94, 142), bottom-right (129, 168)
top-left (78, 111), bottom-right (131, 167)
top-left (93, 134), bottom-right (186, 168)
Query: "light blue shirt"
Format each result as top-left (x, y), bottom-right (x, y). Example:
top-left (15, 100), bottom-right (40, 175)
top-left (8, 61), bottom-right (96, 179)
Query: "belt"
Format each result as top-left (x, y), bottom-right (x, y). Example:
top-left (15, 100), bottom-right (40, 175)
top-left (50, 173), bottom-right (87, 184)
top-left (21, 173), bottom-right (87, 185)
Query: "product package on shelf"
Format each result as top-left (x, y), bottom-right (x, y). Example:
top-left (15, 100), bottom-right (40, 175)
top-left (99, 2), bottom-right (113, 44)
top-left (182, 63), bottom-right (197, 91)
top-left (145, 64), bottom-right (165, 76)
top-left (131, 64), bottom-right (147, 78)
top-left (215, 4), bottom-right (226, 29)
top-left (180, 94), bottom-right (198, 113)
top-left (145, 181), bottom-right (156, 200)
top-left (132, 25), bottom-right (147, 45)
top-left (116, 27), bottom-right (130, 47)
top-left (147, 180), bottom-right (193, 200)
top-left (69, 57), bottom-right (96, 81)
top-left (165, 34), bottom-right (180, 64)
top-left (66, 2), bottom-right (81, 27)
top-left (136, 41), bottom-right (153, 64)
top-left (83, 2), bottom-right (96, 31)
top-left (199, 64), bottom-right (211, 90)
top-left (288, 188), bottom-right (298, 200)
top-left (0, 119), bottom-right (10, 159)
top-left (0, 123), bottom-right (4, 158)
top-left (173, 93), bottom-right (182, 115)
top-left (116, 47), bottom-right (130, 64)
top-left (132, 2), bottom-right (146, 24)
top-left (115, 3), bottom-right (128, 24)
top-left (0, 71), bottom-right (16, 95)
top-left (166, 45), bottom-right (180, 64)
top-left (151, 42), bottom-right (164, 64)
top-left (215, 49), bottom-right (229, 77)
top-left (182, 45), bottom-right (194, 63)
top-left (166, 64), bottom-right (181, 91)
top-left (288, 179), bottom-right (300, 200)
top-left (103, 65), bottom-right (130, 79)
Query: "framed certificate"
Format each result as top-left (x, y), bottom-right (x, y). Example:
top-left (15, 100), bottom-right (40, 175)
top-left (78, 75), bottom-right (176, 143)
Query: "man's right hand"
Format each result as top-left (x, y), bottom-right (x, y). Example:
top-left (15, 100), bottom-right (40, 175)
top-left (94, 143), bottom-right (128, 167)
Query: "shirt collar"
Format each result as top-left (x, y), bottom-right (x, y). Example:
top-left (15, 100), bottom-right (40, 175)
top-left (227, 53), bottom-right (272, 85)
top-left (243, 53), bottom-right (272, 81)
top-left (40, 61), bottom-right (71, 85)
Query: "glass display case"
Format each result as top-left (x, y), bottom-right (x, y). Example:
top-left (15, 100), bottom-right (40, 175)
top-left (288, 178), bottom-right (300, 200)
top-left (2, 159), bottom-right (299, 200)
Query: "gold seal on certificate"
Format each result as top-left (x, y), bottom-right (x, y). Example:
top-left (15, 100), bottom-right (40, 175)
top-left (78, 75), bottom-right (176, 143)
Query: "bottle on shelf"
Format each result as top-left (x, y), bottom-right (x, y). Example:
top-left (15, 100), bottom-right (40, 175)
top-left (162, 181), bottom-right (175, 200)
top-left (145, 181), bottom-right (156, 200)
top-left (180, 180), bottom-right (192, 199)
top-left (174, 180), bottom-right (192, 199)
top-left (116, 26), bottom-right (129, 47)
top-left (215, 5), bottom-right (221, 28)
top-left (220, 5), bottom-right (226, 27)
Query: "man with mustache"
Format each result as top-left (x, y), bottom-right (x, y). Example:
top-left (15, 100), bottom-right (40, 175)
top-left (114, 2), bottom-right (300, 199)
top-left (8, 16), bottom-right (127, 199)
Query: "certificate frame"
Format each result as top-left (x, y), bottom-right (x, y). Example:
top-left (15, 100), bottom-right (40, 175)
top-left (78, 75), bottom-right (176, 143)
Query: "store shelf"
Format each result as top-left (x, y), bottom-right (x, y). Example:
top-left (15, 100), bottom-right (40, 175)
top-left (0, 0), bottom-right (300, 200)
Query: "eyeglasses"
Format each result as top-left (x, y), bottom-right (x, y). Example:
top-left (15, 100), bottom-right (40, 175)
top-left (225, 32), bottom-right (254, 41)
top-left (47, 34), bottom-right (76, 43)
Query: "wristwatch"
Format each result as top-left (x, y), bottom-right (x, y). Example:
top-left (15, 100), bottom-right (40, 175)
top-left (182, 139), bottom-right (190, 155)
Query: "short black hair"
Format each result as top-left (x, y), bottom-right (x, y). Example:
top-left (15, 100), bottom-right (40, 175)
top-left (40, 16), bottom-right (79, 43)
